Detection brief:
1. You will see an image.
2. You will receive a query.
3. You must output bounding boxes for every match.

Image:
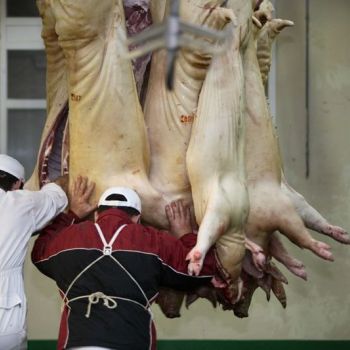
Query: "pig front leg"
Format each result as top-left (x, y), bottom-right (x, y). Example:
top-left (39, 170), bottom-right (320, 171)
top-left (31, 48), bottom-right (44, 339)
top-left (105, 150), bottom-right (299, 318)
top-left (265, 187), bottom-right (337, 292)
top-left (281, 180), bottom-right (350, 244)
top-left (246, 184), bottom-right (334, 262)
top-left (269, 232), bottom-right (307, 280)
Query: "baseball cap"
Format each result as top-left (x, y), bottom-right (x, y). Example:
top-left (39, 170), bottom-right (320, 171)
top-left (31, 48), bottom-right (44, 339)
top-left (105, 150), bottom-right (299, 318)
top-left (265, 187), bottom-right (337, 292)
top-left (0, 154), bottom-right (25, 181)
top-left (98, 187), bottom-right (141, 213)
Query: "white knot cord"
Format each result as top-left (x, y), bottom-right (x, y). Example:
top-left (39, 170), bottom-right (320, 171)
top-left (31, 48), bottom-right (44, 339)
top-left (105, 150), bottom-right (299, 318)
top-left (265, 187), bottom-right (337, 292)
top-left (85, 292), bottom-right (118, 318)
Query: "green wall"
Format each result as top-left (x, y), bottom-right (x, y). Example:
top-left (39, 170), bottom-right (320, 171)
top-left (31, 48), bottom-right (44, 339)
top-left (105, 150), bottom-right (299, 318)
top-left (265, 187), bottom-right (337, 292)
top-left (28, 340), bottom-right (350, 350)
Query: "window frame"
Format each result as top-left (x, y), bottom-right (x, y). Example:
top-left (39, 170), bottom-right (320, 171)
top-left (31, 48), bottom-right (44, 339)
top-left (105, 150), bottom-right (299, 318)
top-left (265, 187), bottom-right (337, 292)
top-left (0, 0), bottom-right (45, 154)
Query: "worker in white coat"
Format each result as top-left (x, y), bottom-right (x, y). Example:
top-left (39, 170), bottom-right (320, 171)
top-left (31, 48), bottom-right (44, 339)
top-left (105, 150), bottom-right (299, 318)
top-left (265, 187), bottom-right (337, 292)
top-left (0, 154), bottom-right (68, 350)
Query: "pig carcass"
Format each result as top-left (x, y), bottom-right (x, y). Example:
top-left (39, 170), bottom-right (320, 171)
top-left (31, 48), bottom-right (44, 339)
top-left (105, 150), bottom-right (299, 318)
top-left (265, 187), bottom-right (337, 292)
top-left (27, 0), bottom-right (170, 226)
top-left (185, 0), bottom-right (255, 298)
top-left (243, 4), bottom-right (334, 268)
top-left (256, 0), bottom-right (349, 255)
top-left (144, 0), bottom-right (236, 223)
top-left (144, 0), bottom-right (240, 314)
top-left (233, 0), bottom-right (349, 317)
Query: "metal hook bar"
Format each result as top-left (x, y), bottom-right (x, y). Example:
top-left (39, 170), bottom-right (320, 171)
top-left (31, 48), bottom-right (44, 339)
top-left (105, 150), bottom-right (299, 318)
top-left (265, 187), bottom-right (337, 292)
top-left (127, 0), bottom-right (234, 90)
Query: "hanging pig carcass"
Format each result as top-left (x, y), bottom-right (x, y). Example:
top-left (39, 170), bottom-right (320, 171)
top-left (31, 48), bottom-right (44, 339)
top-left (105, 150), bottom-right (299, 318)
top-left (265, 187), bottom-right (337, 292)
top-left (26, 0), bottom-right (349, 318)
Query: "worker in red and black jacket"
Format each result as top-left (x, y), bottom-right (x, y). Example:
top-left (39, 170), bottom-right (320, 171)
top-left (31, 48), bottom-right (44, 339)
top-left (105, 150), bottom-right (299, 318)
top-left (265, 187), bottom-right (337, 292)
top-left (32, 176), bottom-right (222, 350)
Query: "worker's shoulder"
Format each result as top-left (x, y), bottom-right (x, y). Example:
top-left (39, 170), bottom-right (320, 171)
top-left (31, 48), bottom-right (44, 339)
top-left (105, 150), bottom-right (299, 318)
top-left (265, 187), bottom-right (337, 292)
top-left (142, 222), bottom-right (173, 234)
top-left (2, 189), bottom-right (38, 208)
top-left (6, 186), bottom-right (59, 201)
top-left (53, 219), bottom-right (97, 248)
top-left (136, 222), bottom-right (159, 234)
top-left (71, 219), bottom-right (95, 230)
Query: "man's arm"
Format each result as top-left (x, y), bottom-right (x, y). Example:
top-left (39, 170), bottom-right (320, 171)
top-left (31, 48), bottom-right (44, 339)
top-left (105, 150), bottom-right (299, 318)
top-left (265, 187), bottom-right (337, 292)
top-left (31, 211), bottom-right (78, 265)
top-left (32, 176), bottom-right (96, 274)
top-left (154, 201), bottom-right (218, 291)
top-left (27, 176), bottom-right (68, 231)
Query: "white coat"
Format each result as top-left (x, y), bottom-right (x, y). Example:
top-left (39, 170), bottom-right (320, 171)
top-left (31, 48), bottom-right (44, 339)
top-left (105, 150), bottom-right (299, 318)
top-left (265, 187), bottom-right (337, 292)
top-left (0, 183), bottom-right (67, 350)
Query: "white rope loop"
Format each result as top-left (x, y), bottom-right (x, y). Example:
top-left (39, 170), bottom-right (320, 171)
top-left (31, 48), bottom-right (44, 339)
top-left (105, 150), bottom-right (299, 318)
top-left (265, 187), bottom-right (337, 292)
top-left (85, 291), bottom-right (118, 318)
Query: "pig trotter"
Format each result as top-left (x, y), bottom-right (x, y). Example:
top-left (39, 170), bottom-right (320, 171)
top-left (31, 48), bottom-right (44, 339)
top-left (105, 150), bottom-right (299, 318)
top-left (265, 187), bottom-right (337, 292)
top-left (321, 225), bottom-right (350, 245)
top-left (187, 249), bottom-right (204, 276)
top-left (309, 239), bottom-right (334, 262)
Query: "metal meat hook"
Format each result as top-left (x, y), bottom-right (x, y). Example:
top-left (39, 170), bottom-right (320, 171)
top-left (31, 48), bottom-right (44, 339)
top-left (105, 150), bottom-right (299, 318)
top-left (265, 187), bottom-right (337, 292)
top-left (127, 0), bottom-right (232, 90)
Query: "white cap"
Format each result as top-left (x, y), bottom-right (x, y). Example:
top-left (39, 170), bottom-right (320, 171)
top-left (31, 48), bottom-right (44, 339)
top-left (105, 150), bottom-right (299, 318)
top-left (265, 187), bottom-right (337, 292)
top-left (98, 187), bottom-right (141, 213)
top-left (0, 154), bottom-right (25, 181)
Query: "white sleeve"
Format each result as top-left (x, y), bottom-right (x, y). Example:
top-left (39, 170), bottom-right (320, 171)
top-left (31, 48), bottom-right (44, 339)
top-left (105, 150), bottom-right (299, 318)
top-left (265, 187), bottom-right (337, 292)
top-left (29, 183), bottom-right (68, 231)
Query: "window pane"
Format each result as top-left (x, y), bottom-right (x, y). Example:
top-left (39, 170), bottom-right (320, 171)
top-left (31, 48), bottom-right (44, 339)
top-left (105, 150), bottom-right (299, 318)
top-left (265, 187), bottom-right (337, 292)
top-left (6, 0), bottom-right (39, 17)
top-left (8, 50), bottom-right (46, 99)
top-left (7, 109), bottom-right (46, 177)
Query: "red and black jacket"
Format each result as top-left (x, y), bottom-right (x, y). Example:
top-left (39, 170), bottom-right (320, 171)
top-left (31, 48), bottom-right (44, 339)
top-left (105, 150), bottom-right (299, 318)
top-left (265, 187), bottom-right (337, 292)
top-left (32, 208), bottom-right (217, 350)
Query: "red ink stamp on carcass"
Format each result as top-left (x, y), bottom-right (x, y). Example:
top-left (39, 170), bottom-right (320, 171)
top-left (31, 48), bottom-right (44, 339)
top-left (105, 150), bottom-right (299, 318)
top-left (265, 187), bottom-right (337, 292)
top-left (180, 114), bottom-right (195, 123)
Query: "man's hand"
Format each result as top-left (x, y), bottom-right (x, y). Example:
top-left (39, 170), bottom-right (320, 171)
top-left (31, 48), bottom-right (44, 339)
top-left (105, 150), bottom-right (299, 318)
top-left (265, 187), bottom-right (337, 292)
top-left (165, 200), bottom-right (192, 238)
top-left (69, 176), bottom-right (96, 219)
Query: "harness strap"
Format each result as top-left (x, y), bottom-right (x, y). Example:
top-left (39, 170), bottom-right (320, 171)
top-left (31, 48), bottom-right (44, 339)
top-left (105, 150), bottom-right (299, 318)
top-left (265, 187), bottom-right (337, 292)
top-left (62, 224), bottom-right (127, 303)
top-left (95, 223), bottom-right (127, 255)
top-left (93, 223), bottom-right (150, 308)
top-left (62, 223), bottom-right (152, 318)
top-left (61, 255), bottom-right (105, 305)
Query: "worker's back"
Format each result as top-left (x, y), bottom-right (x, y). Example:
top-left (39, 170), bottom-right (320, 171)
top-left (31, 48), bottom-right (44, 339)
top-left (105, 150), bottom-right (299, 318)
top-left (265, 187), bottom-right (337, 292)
top-left (32, 207), bottom-right (214, 350)
top-left (0, 189), bottom-right (38, 269)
